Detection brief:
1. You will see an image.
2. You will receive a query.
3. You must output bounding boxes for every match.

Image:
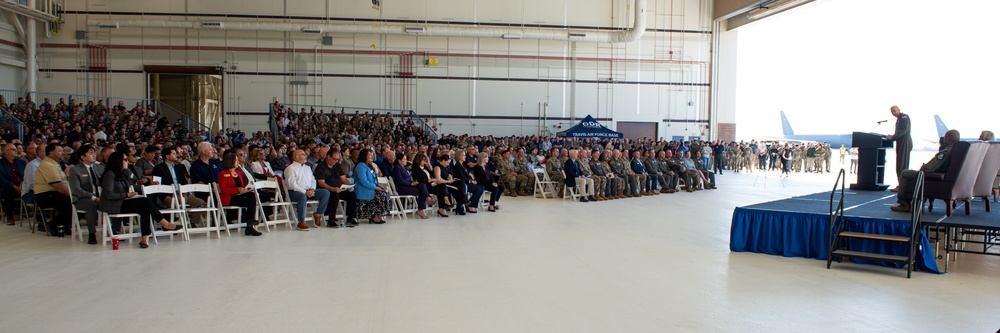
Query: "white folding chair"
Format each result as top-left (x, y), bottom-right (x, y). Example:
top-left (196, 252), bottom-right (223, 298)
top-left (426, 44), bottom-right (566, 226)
top-left (211, 183), bottom-right (245, 234)
top-left (560, 171), bottom-right (583, 202)
top-left (254, 180), bottom-right (294, 231)
top-left (380, 176), bottom-right (415, 219)
top-left (533, 168), bottom-right (557, 199)
top-left (68, 186), bottom-right (101, 242)
top-left (179, 184), bottom-right (223, 239)
top-left (142, 185), bottom-right (189, 242)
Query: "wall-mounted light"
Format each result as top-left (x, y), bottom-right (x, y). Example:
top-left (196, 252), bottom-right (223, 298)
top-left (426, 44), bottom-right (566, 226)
top-left (502, 34), bottom-right (522, 40)
top-left (405, 26), bottom-right (425, 34)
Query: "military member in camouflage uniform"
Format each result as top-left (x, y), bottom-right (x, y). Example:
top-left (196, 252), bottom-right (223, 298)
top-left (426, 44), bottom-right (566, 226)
top-left (545, 149), bottom-right (565, 197)
top-left (580, 150), bottom-right (606, 200)
top-left (610, 150), bottom-right (639, 197)
top-left (513, 149), bottom-right (535, 195)
top-left (653, 150), bottom-right (679, 193)
top-left (793, 144), bottom-right (804, 173)
top-left (592, 150), bottom-right (623, 199)
top-left (665, 150), bottom-right (694, 192)
top-left (497, 150), bottom-right (530, 197)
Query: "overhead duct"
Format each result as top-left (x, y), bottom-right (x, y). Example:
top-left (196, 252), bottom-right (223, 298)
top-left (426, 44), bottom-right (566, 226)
top-left (90, 0), bottom-right (646, 44)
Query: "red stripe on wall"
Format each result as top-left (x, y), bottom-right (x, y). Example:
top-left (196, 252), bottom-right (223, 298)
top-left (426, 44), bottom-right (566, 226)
top-left (36, 42), bottom-right (707, 65)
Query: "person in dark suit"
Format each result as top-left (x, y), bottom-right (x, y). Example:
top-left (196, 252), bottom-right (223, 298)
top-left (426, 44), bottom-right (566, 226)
top-left (152, 146), bottom-right (207, 227)
top-left (453, 150), bottom-right (483, 214)
top-left (473, 152), bottom-right (504, 212)
top-left (563, 149), bottom-right (590, 202)
top-left (67, 145), bottom-right (103, 244)
top-left (391, 152), bottom-right (430, 219)
top-left (99, 152), bottom-right (182, 248)
top-left (0, 143), bottom-right (26, 225)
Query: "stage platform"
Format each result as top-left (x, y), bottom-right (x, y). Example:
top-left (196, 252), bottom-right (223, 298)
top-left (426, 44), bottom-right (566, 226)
top-left (730, 190), bottom-right (942, 274)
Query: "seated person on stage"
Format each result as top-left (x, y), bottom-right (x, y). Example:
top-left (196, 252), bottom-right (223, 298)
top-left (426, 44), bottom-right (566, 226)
top-left (99, 152), bottom-right (183, 248)
top-left (67, 145), bottom-right (102, 244)
top-left (891, 129), bottom-right (960, 213)
top-left (0, 143), bottom-right (25, 225)
top-left (284, 149), bottom-right (331, 230)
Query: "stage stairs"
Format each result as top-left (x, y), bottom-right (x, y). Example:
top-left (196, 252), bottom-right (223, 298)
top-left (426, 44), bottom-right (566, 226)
top-left (826, 169), bottom-right (926, 278)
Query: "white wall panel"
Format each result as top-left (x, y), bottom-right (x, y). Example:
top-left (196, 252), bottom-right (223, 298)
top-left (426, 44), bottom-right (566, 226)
top-left (31, 0), bottom-right (712, 138)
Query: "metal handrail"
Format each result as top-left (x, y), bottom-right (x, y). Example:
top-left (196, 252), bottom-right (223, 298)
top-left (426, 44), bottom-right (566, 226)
top-left (826, 168), bottom-right (847, 268)
top-left (907, 171), bottom-right (925, 277)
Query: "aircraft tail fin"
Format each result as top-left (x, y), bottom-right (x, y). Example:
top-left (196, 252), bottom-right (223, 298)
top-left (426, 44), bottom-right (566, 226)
top-left (780, 111), bottom-right (794, 136)
top-left (934, 115), bottom-right (949, 137)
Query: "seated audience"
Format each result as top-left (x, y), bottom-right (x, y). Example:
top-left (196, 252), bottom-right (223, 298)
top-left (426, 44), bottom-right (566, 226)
top-left (284, 149), bottom-right (331, 230)
top-left (391, 152), bottom-right (430, 219)
top-left (217, 152), bottom-right (262, 236)
top-left (67, 145), bottom-right (102, 243)
top-left (99, 152), bottom-right (182, 248)
top-left (0, 143), bottom-right (25, 225)
top-left (354, 149), bottom-right (389, 224)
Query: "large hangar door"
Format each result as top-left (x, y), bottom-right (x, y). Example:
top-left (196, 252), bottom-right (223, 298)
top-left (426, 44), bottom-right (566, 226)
top-left (617, 121), bottom-right (657, 140)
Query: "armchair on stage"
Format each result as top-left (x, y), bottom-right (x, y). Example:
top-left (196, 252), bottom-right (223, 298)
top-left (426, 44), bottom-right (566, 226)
top-left (924, 141), bottom-right (992, 216)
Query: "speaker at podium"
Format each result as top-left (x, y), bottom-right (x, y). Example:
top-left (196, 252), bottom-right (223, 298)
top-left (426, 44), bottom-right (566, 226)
top-left (850, 132), bottom-right (894, 191)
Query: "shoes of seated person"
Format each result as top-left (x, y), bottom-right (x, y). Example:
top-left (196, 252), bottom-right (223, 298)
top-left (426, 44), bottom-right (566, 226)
top-left (889, 204), bottom-right (912, 212)
top-left (588, 196), bottom-right (597, 201)
top-left (296, 222), bottom-right (310, 231)
top-left (579, 197), bottom-right (588, 203)
top-left (327, 223), bottom-right (340, 228)
top-left (347, 218), bottom-right (360, 226)
top-left (88, 234), bottom-right (98, 245)
top-left (889, 187), bottom-right (899, 192)
top-left (244, 227), bottom-right (263, 236)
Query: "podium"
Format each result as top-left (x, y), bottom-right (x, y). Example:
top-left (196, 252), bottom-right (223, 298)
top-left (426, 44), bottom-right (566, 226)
top-left (850, 132), bottom-right (894, 191)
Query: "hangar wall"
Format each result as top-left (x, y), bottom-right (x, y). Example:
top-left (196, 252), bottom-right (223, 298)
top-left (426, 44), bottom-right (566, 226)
top-left (31, 0), bottom-right (715, 139)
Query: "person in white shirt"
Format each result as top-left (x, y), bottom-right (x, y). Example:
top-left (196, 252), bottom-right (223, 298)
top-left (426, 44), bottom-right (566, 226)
top-left (21, 143), bottom-right (44, 203)
top-left (283, 149), bottom-right (330, 230)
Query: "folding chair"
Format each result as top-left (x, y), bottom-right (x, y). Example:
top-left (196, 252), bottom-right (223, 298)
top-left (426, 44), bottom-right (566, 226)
top-left (20, 198), bottom-right (35, 229)
top-left (142, 185), bottom-right (189, 242)
top-left (254, 180), bottom-right (294, 231)
top-left (560, 171), bottom-right (583, 202)
top-left (211, 183), bottom-right (245, 234)
top-left (378, 176), bottom-right (411, 220)
top-left (179, 184), bottom-right (223, 238)
top-left (68, 186), bottom-right (101, 242)
top-left (533, 168), bottom-right (557, 199)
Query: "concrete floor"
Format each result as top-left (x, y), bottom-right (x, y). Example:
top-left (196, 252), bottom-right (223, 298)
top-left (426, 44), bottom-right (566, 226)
top-left (1, 169), bottom-right (997, 332)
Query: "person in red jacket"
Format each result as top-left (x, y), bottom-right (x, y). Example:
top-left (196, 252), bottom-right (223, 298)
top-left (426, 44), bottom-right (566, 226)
top-left (218, 152), bottom-right (261, 236)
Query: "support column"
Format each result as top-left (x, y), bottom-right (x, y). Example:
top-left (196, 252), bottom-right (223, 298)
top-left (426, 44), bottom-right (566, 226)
top-left (25, 0), bottom-right (37, 91)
